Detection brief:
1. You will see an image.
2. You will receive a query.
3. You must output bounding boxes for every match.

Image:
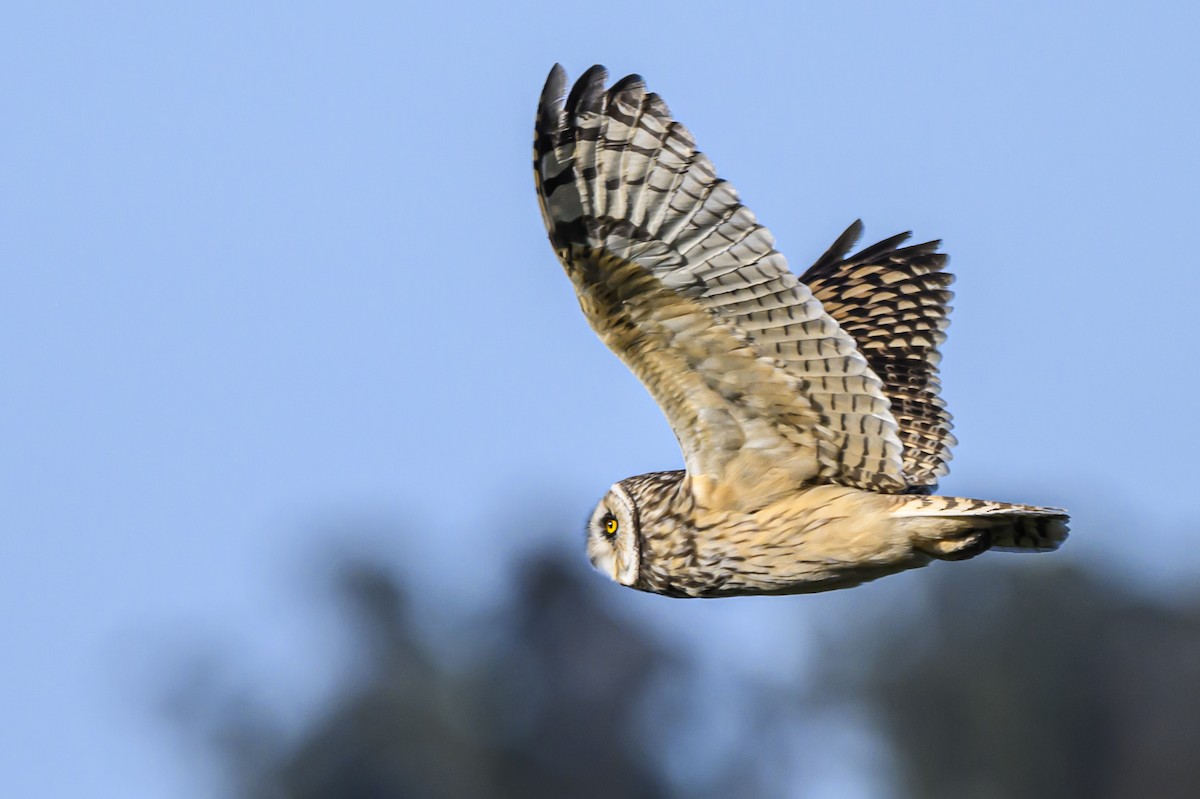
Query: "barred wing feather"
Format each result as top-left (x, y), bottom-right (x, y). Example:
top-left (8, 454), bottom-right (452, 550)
top-left (534, 65), bottom-right (908, 500)
top-left (802, 221), bottom-right (956, 490)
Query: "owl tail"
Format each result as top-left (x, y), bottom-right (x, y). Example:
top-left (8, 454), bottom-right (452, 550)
top-left (893, 495), bottom-right (1070, 561)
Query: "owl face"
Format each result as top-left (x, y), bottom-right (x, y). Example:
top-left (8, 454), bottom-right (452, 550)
top-left (586, 483), bottom-right (640, 586)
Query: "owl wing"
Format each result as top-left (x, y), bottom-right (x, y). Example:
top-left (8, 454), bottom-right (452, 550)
top-left (535, 65), bottom-right (908, 503)
top-left (802, 221), bottom-right (956, 490)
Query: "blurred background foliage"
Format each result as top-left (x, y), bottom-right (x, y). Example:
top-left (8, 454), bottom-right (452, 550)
top-left (159, 538), bottom-right (1200, 799)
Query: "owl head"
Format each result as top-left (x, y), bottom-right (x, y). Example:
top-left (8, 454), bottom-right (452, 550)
top-left (586, 482), bottom-right (641, 586)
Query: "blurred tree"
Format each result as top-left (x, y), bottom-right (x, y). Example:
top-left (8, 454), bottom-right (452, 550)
top-left (475, 556), bottom-right (676, 798)
top-left (165, 541), bottom-right (1200, 799)
top-left (167, 549), bottom-right (759, 798)
top-left (821, 562), bottom-right (1200, 799)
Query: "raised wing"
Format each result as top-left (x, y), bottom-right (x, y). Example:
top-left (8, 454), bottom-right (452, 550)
top-left (802, 221), bottom-right (956, 490)
top-left (534, 65), bottom-right (908, 501)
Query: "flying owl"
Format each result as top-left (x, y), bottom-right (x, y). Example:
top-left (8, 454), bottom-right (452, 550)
top-left (534, 64), bottom-right (1068, 598)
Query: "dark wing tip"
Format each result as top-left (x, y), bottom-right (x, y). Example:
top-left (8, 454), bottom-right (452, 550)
top-left (851, 230), bottom-right (914, 263)
top-left (810, 219), bottom-right (865, 274)
top-left (564, 64), bottom-right (609, 119)
top-left (545, 63), bottom-right (567, 90)
top-left (609, 73), bottom-right (646, 98)
top-left (536, 65), bottom-right (570, 159)
top-left (539, 64), bottom-right (568, 117)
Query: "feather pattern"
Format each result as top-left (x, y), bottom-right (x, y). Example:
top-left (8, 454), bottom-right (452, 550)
top-left (535, 65), bottom-right (908, 500)
top-left (802, 221), bottom-right (956, 489)
top-left (539, 65), bottom-right (1069, 599)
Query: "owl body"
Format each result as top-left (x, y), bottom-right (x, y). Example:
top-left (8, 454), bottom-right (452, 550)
top-left (601, 472), bottom-right (917, 597)
top-left (537, 65), bottom-right (1069, 598)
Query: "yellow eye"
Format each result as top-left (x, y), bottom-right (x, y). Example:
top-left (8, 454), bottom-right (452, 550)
top-left (604, 516), bottom-right (618, 535)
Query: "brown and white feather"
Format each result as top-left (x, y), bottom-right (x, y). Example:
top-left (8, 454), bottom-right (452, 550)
top-left (537, 65), bottom-right (1068, 599)
top-left (802, 221), bottom-right (956, 489)
top-left (535, 65), bottom-right (908, 502)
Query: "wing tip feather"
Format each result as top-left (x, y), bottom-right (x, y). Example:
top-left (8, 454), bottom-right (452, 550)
top-left (609, 72), bottom-right (646, 98)
top-left (539, 64), bottom-right (567, 121)
top-left (564, 64), bottom-right (608, 119)
top-left (811, 220), bottom-right (865, 273)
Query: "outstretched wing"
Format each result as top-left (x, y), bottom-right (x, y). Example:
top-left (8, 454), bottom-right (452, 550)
top-left (802, 221), bottom-right (956, 490)
top-left (534, 65), bottom-right (908, 503)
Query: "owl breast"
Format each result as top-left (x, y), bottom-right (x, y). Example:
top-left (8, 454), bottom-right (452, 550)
top-left (632, 484), bottom-right (921, 598)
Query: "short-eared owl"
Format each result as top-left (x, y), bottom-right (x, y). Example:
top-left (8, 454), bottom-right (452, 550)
top-left (534, 65), bottom-right (1068, 598)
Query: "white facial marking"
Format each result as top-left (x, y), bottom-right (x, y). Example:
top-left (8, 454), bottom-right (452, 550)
top-left (586, 484), bottom-right (639, 586)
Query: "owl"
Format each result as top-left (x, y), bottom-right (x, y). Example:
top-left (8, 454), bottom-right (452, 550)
top-left (534, 65), bottom-right (1068, 598)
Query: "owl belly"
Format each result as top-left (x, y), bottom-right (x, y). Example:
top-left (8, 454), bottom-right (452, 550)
top-left (637, 484), bottom-right (928, 598)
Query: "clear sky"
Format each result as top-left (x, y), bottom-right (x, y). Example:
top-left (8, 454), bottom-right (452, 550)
top-left (4, 1), bottom-right (1199, 796)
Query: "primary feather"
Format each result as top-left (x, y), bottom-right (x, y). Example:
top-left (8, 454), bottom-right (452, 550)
top-left (535, 65), bottom-right (910, 502)
top-left (802, 221), bottom-right (956, 490)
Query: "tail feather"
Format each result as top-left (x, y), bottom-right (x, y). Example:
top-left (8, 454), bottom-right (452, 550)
top-left (893, 495), bottom-right (1069, 560)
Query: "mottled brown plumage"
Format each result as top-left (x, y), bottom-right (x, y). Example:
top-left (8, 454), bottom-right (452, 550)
top-left (802, 221), bottom-right (955, 490)
top-left (537, 65), bottom-right (1068, 597)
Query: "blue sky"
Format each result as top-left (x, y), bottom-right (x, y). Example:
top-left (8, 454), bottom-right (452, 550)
top-left (4, 1), bottom-right (1199, 795)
